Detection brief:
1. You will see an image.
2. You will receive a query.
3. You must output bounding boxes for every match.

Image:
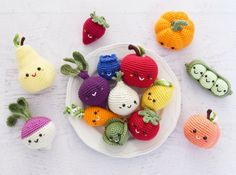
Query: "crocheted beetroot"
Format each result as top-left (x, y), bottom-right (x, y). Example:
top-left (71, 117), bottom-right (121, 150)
top-left (61, 51), bottom-right (110, 107)
top-left (6, 97), bottom-right (56, 150)
top-left (128, 108), bottom-right (161, 141)
top-left (120, 45), bottom-right (158, 88)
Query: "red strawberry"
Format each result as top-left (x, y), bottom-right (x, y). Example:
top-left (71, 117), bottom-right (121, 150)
top-left (128, 109), bottom-right (161, 141)
top-left (82, 12), bottom-right (109, 45)
top-left (121, 45), bottom-right (158, 88)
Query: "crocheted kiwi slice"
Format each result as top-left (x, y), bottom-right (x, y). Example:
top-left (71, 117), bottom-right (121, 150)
top-left (207, 109), bottom-right (218, 123)
top-left (13, 33), bottom-right (25, 48)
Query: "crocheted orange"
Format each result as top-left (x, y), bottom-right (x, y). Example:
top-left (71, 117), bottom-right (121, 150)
top-left (154, 11), bottom-right (195, 50)
top-left (184, 109), bottom-right (220, 149)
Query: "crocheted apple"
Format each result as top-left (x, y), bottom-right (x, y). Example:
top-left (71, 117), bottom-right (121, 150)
top-left (61, 51), bottom-right (110, 107)
top-left (108, 71), bottom-right (140, 116)
top-left (128, 109), bottom-right (161, 141)
top-left (6, 97), bottom-right (56, 150)
top-left (120, 45), bottom-right (158, 88)
top-left (83, 11), bottom-right (109, 45)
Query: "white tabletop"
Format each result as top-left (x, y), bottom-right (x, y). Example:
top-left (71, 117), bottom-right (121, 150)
top-left (0, 0), bottom-right (235, 174)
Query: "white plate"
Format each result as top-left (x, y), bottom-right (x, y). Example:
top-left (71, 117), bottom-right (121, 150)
top-left (65, 43), bottom-right (181, 158)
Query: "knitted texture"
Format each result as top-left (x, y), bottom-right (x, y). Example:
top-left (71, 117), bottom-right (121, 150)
top-left (103, 118), bottom-right (129, 146)
top-left (128, 109), bottom-right (161, 141)
top-left (120, 45), bottom-right (158, 88)
top-left (184, 111), bottom-right (220, 149)
top-left (154, 11), bottom-right (195, 50)
top-left (97, 54), bottom-right (120, 80)
top-left (142, 79), bottom-right (174, 111)
top-left (186, 60), bottom-right (233, 97)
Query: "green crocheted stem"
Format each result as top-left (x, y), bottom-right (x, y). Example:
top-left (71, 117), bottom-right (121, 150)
top-left (138, 108), bottom-right (161, 125)
top-left (90, 11), bottom-right (109, 28)
top-left (112, 71), bottom-right (124, 82)
top-left (207, 109), bottom-right (217, 123)
top-left (128, 44), bottom-right (146, 57)
top-left (13, 34), bottom-right (25, 48)
top-left (154, 79), bottom-right (173, 87)
top-left (171, 20), bottom-right (188, 31)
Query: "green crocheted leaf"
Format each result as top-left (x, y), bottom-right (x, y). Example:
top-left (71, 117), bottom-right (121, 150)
top-left (119, 123), bottom-right (129, 145)
top-left (138, 46), bottom-right (146, 56)
top-left (171, 20), bottom-right (188, 31)
top-left (90, 11), bottom-right (109, 28)
top-left (17, 97), bottom-right (31, 119)
top-left (73, 51), bottom-right (88, 71)
top-left (154, 79), bottom-right (173, 87)
top-left (6, 116), bottom-right (17, 127)
top-left (60, 64), bottom-right (79, 77)
top-left (9, 103), bottom-right (22, 114)
top-left (112, 71), bottom-right (124, 82)
top-left (138, 109), bottom-right (161, 125)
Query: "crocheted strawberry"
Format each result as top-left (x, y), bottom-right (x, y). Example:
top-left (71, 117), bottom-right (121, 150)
top-left (120, 45), bottom-right (158, 88)
top-left (128, 108), bottom-right (161, 141)
top-left (83, 12), bottom-right (109, 45)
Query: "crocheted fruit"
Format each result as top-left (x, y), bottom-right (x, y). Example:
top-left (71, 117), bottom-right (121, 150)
top-left (154, 11), bottom-right (195, 50)
top-left (61, 51), bottom-right (110, 107)
top-left (64, 104), bottom-right (119, 126)
top-left (108, 71), bottom-right (139, 116)
top-left (6, 97), bottom-right (56, 150)
top-left (184, 109), bottom-right (220, 149)
top-left (103, 118), bottom-right (129, 146)
top-left (97, 54), bottom-right (120, 80)
top-left (120, 45), bottom-right (158, 88)
top-left (82, 11), bottom-right (109, 45)
top-left (186, 60), bottom-right (233, 97)
top-left (13, 34), bottom-right (56, 93)
top-left (128, 109), bottom-right (161, 141)
top-left (142, 79), bottom-right (174, 111)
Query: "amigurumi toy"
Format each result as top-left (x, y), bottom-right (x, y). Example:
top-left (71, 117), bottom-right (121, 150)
top-left (128, 108), bottom-right (161, 141)
top-left (103, 118), bottom-right (129, 146)
top-left (185, 60), bottom-right (233, 97)
top-left (97, 54), bottom-right (120, 80)
top-left (120, 44), bottom-right (158, 88)
top-left (141, 79), bottom-right (174, 111)
top-left (154, 11), bottom-right (195, 50)
top-left (184, 109), bottom-right (220, 149)
top-left (108, 71), bottom-right (140, 116)
top-left (13, 34), bottom-right (56, 93)
top-left (6, 97), bottom-right (56, 150)
top-left (61, 51), bottom-right (110, 107)
top-left (64, 104), bottom-right (119, 127)
top-left (82, 11), bottom-right (109, 45)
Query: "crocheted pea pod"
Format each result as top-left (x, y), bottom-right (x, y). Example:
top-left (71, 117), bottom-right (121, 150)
top-left (184, 109), bottom-right (220, 149)
top-left (6, 97), bottom-right (56, 150)
top-left (61, 51), bottom-right (110, 107)
top-left (185, 60), bottom-right (233, 97)
top-left (13, 34), bottom-right (56, 93)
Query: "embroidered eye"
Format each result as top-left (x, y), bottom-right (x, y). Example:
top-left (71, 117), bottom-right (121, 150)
top-left (147, 75), bottom-right (152, 80)
top-left (152, 99), bottom-right (156, 103)
top-left (122, 104), bottom-right (126, 107)
top-left (133, 124), bottom-right (137, 128)
top-left (216, 84), bottom-right (219, 87)
top-left (25, 73), bottom-right (29, 77)
top-left (212, 80), bottom-right (215, 83)
top-left (94, 111), bottom-right (98, 115)
top-left (160, 42), bottom-right (164, 45)
top-left (203, 136), bottom-right (207, 140)
top-left (148, 92), bottom-right (151, 95)
top-left (39, 133), bottom-right (42, 137)
top-left (37, 67), bottom-right (41, 71)
top-left (28, 140), bottom-right (32, 143)
top-left (134, 100), bottom-right (137, 104)
top-left (193, 66), bottom-right (196, 69)
top-left (134, 72), bottom-right (138, 77)
top-left (200, 72), bottom-right (203, 75)
top-left (205, 75), bottom-right (208, 78)
top-left (117, 133), bottom-right (121, 137)
top-left (171, 47), bottom-right (175, 50)
top-left (193, 129), bottom-right (197, 133)
top-left (224, 90), bottom-right (226, 92)
top-left (109, 136), bottom-right (113, 140)
top-left (143, 131), bottom-right (147, 136)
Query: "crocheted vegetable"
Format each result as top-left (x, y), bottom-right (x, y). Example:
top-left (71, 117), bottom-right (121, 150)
top-left (141, 79), bottom-right (174, 111)
top-left (6, 97), bottom-right (56, 150)
top-left (154, 11), bottom-right (195, 50)
top-left (103, 118), bottom-right (129, 146)
top-left (97, 54), bottom-right (120, 80)
top-left (61, 51), bottom-right (110, 107)
top-left (184, 109), bottom-right (220, 149)
top-left (128, 109), bottom-right (161, 141)
top-left (186, 60), bottom-right (233, 97)
top-left (13, 34), bottom-right (56, 93)
top-left (64, 104), bottom-right (119, 126)
top-left (108, 71), bottom-right (139, 116)
top-left (83, 11), bottom-right (109, 45)
top-left (120, 45), bottom-right (158, 88)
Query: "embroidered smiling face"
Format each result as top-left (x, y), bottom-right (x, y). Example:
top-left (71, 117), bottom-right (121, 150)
top-left (199, 71), bottom-right (217, 89)
top-left (190, 64), bottom-right (207, 80)
top-left (211, 78), bottom-right (229, 96)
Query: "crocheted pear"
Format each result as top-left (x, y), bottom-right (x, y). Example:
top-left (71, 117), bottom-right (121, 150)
top-left (13, 34), bottom-right (55, 93)
top-left (184, 109), bottom-right (220, 149)
top-left (64, 104), bottom-right (119, 127)
top-left (97, 54), bottom-right (120, 80)
top-left (103, 118), bottom-right (129, 146)
top-left (186, 60), bottom-right (233, 97)
top-left (128, 109), bottom-right (161, 141)
top-left (61, 51), bottom-right (110, 107)
top-left (141, 79), bottom-right (174, 111)
top-left (6, 97), bottom-right (56, 150)
top-left (82, 11), bottom-right (109, 45)
top-left (120, 45), bottom-right (158, 88)
top-left (108, 71), bottom-right (139, 116)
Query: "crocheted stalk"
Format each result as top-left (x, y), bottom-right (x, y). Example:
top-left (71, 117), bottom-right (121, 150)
top-left (171, 20), bottom-right (188, 31)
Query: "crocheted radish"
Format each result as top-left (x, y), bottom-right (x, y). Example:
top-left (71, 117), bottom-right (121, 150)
top-left (108, 71), bottom-right (139, 116)
top-left (6, 97), bottom-right (56, 150)
top-left (120, 45), bottom-right (158, 88)
top-left (83, 11), bottom-right (109, 45)
top-left (64, 104), bottom-right (119, 126)
top-left (13, 34), bottom-right (56, 93)
top-left (128, 109), bottom-right (161, 141)
top-left (61, 51), bottom-right (110, 107)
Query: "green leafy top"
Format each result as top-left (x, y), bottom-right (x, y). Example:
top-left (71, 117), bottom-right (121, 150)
top-left (138, 108), bottom-right (161, 125)
top-left (6, 97), bottom-right (31, 127)
top-left (13, 34), bottom-right (25, 48)
top-left (112, 71), bottom-right (124, 82)
top-left (171, 20), bottom-right (188, 31)
top-left (154, 79), bottom-right (173, 87)
top-left (90, 11), bottom-right (109, 28)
